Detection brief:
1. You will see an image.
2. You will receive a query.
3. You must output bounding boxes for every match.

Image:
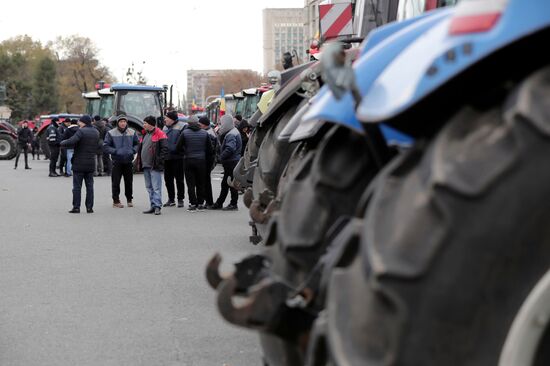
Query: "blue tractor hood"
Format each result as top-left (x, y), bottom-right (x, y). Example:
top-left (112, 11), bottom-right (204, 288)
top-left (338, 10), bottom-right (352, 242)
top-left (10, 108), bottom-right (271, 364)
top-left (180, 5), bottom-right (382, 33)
top-left (301, 7), bottom-right (453, 134)
top-left (357, 0), bottom-right (550, 123)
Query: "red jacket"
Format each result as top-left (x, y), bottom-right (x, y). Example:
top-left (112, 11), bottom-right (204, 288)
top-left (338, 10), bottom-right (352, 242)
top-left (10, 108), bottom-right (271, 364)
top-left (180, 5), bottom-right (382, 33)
top-left (137, 127), bottom-right (168, 171)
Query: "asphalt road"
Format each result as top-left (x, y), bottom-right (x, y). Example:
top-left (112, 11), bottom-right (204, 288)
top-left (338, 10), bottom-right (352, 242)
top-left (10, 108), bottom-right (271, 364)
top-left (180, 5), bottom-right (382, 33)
top-left (0, 158), bottom-right (262, 366)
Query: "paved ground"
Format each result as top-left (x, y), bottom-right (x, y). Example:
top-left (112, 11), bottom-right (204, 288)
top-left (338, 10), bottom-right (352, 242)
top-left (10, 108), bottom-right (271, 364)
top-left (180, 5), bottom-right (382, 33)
top-left (0, 158), bottom-right (261, 366)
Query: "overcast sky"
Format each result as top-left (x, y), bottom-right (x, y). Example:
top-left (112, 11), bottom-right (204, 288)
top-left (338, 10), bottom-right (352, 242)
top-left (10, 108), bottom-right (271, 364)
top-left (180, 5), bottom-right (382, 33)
top-left (0, 0), bottom-right (303, 104)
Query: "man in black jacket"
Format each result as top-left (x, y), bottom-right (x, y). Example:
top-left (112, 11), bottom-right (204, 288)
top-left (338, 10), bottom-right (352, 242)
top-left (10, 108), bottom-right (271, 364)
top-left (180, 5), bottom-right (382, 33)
top-left (46, 117), bottom-right (62, 177)
top-left (176, 115), bottom-right (211, 211)
top-left (14, 120), bottom-right (33, 170)
top-left (60, 115), bottom-right (100, 213)
top-left (162, 111), bottom-right (186, 208)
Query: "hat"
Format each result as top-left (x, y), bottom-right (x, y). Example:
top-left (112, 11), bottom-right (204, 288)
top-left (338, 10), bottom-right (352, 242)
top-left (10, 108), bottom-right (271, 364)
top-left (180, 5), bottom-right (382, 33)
top-left (93, 115), bottom-right (101, 122)
top-left (51, 117), bottom-right (59, 123)
top-left (116, 115), bottom-right (128, 123)
top-left (165, 111), bottom-right (178, 122)
top-left (79, 115), bottom-right (92, 126)
top-left (143, 116), bottom-right (157, 127)
top-left (198, 116), bottom-right (210, 126)
top-left (188, 115), bottom-right (199, 124)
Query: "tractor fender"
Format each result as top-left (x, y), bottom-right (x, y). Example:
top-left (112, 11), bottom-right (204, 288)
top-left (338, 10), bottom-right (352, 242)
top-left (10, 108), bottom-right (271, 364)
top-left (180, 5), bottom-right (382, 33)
top-left (357, 0), bottom-right (550, 123)
top-left (302, 7), bottom-right (453, 134)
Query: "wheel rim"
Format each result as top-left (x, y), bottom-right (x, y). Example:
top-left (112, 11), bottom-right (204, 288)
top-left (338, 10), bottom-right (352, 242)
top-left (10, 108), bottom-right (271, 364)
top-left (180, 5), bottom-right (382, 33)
top-left (0, 139), bottom-right (11, 157)
top-left (499, 269), bottom-right (550, 366)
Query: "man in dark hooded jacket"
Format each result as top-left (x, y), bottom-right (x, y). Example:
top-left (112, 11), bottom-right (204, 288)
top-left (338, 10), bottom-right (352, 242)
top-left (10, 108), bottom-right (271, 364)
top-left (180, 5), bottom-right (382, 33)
top-left (60, 115), bottom-right (100, 213)
top-left (46, 117), bottom-right (62, 177)
top-left (211, 114), bottom-right (242, 211)
top-left (93, 115), bottom-right (107, 176)
top-left (14, 120), bottom-right (33, 170)
top-left (176, 115), bottom-right (212, 211)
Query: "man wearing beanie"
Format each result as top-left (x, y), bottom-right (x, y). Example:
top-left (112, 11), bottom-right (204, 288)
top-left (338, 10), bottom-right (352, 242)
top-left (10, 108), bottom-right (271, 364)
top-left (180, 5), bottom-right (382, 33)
top-left (104, 115), bottom-right (139, 208)
top-left (199, 116), bottom-right (218, 208)
top-left (60, 115), bottom-right (99, 213)
top-left (137, 115), bottom-right (168, 215)
top-left (211, 114), bottom-right (242, 211)
top-left (162, 110), bottom-right (186, 208)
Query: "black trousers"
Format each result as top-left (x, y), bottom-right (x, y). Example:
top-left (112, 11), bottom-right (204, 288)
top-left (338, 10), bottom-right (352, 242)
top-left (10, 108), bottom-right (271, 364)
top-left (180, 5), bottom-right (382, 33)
top-left (49, 145), bottom-right (60, 174)
top-left (59, 148), bottom-right (67, 173)
top-left (103, 153), bottom-right (112, 175)
top-left (204, 162), bottom-right (214, 206)
top-left (31, 144), bottom-right (40, 159)
top-left (216, 160), bottom-right (239, 206)
top-left (14, 144), bottom-right (29, 168)
top-left (185, 158), bottom-right (206, 206)
top-left (111, 161), bottom-right (134, 203)
top-left (164, 159), bottom-right (185, 201)
top-left (72, 171), bottom-right (94, 209)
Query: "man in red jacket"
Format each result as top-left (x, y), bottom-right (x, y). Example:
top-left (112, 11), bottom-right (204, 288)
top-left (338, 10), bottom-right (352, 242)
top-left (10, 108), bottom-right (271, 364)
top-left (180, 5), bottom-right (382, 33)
top-left (138, 116), bottom-right (168, 215)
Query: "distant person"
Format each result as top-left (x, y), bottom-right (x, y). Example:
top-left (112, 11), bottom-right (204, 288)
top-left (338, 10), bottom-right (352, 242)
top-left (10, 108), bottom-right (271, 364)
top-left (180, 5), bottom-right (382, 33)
top-left (176, 115), bottom-right (212, 212)
top-left (46, 117), bottom-right (62, 177)
top-left (58, 118), bottom-right (70, 175)
top-left (234, 114), bottom-right (243, 127)
top-left (162, 110), bottom-right (186, 208)
top-left (237, 119), bottom-right (250, 156)
top-left (14, 120), bottom-right (33, 170)
top-left (93, 115), bottom-right (107, 176)
top-left (199, 116), bottom-right (218, 208)
top-left (60, 115), bottom-right (99, 214)
top-left (138, 116), bottom-right (168, 215)
top-left (62, 119), bottom-right (79, 176)
top-left (103, 115), bottom-right (139, 208)
top-left (101, 118), bottom-right (113, 176)
top-left (31, 127), bottom-right (40, 160)
top-left (211, 114), bottom-right (242, 211)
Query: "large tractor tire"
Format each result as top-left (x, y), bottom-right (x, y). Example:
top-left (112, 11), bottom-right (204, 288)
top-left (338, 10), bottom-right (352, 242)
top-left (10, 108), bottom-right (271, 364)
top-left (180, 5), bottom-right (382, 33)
top-left (313, 66), bottom-right (550, 365)
top-left (0, 134), bottom-right (16, 160)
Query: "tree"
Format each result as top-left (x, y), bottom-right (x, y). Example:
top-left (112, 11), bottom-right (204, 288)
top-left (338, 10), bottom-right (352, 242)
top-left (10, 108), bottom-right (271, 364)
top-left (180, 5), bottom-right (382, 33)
top-left (202, 70), bottom-right (266, 101)
top-left (6, 79), bottom-right (33, 120)
top-left (33, 57), bottom-right (58, 114)
top-left (49, 35), bottom-right (114, 112)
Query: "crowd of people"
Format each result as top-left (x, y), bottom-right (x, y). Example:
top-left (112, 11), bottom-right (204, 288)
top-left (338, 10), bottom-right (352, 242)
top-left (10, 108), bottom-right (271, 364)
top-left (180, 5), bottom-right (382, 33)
top-left (14, 112), bottom-right (248, 215)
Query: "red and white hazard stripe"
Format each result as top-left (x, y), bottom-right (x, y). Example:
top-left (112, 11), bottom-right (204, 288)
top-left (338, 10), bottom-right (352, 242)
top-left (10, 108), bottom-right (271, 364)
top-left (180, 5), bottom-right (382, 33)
top-left (319, 1), bottom-right (354, 40)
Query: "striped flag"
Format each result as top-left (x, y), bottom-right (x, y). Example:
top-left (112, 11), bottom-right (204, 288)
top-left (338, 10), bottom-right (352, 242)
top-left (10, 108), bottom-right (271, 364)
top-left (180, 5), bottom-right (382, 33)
top-left (219, 87), bottom-right (226, 116)
top-left (319, 1), bottom-right (354, 40)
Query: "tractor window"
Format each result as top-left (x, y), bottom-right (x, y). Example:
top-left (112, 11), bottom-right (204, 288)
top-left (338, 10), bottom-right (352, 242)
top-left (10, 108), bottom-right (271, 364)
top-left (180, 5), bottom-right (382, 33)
top-left (397, 0), bottom-right (426, 20)
top-left (118, 91), bottom-right (161, 121)
top-left (99, 95), bottom-right (115, 119)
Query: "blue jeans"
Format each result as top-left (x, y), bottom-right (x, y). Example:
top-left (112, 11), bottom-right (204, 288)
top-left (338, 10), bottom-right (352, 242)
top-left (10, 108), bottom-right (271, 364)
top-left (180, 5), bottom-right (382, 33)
top-left (66, 149), bottom-right (74, 176)
top-left (143, 168), bottom-right (163, 209)
top-left (72, 171), bottom-right (94, 209)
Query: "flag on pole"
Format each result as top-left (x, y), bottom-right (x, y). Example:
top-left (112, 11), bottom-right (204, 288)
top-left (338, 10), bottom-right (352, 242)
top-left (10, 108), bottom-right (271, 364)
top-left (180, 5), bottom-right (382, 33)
top-left (219, 87), bottom-right (226, 116)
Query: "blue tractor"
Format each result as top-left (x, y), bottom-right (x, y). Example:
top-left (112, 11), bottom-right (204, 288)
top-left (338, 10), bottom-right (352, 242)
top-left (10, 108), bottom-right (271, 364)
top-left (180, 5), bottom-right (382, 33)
top-left (209, 0), bottom-right (550, 365)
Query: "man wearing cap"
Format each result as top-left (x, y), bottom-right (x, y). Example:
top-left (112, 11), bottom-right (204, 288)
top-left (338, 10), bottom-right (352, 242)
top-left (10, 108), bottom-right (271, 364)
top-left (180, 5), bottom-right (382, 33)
top-left (162, 110), bottom-right (186, 208)
top-left (104, 115), bottom-right (139, 208)
top-left (199, 116), bottom-right (218, 208)
top-left (137, 115), bottom-right (168, 215)
top-left (46, 117), bottom-right (62, 177)
top-left (60, 115), bottom-right (100, 213)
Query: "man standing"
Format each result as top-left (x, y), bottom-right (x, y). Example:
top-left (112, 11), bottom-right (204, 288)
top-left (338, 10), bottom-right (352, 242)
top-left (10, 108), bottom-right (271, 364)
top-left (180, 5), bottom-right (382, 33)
top-left (58, 118), bottom-right (70, 176)
top-left (14, 120), bottom-right (33, 170)
top-left (62, 119), bottom-right (79, 176)
top-left (60, 115), bottom-right (99, 214)
top-left (46, 117), bottom-right (62, 177)
top-left (211, 114), bottom-right (242, 211)
top-left (162, 110), bottom-right (186, 208)
top-left (31, 127), bottom-right (40, 160)
top-left (199, 116), bottom-right (218, 208)
top-left (103, 115), bottom-right (139, 208)
top-left (93, 115), bottom-right (106, 176)
top-left (176, 115), bottom-right (211, 212)
top-left (138, 116), bottom-right (168, 215)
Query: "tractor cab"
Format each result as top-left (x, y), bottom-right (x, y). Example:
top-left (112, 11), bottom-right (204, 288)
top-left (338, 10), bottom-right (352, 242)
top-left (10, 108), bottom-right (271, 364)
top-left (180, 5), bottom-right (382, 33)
top-left (106, 84), bottom-right (165, 130)
top-left (82, 91), bottom-right (101, 117)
